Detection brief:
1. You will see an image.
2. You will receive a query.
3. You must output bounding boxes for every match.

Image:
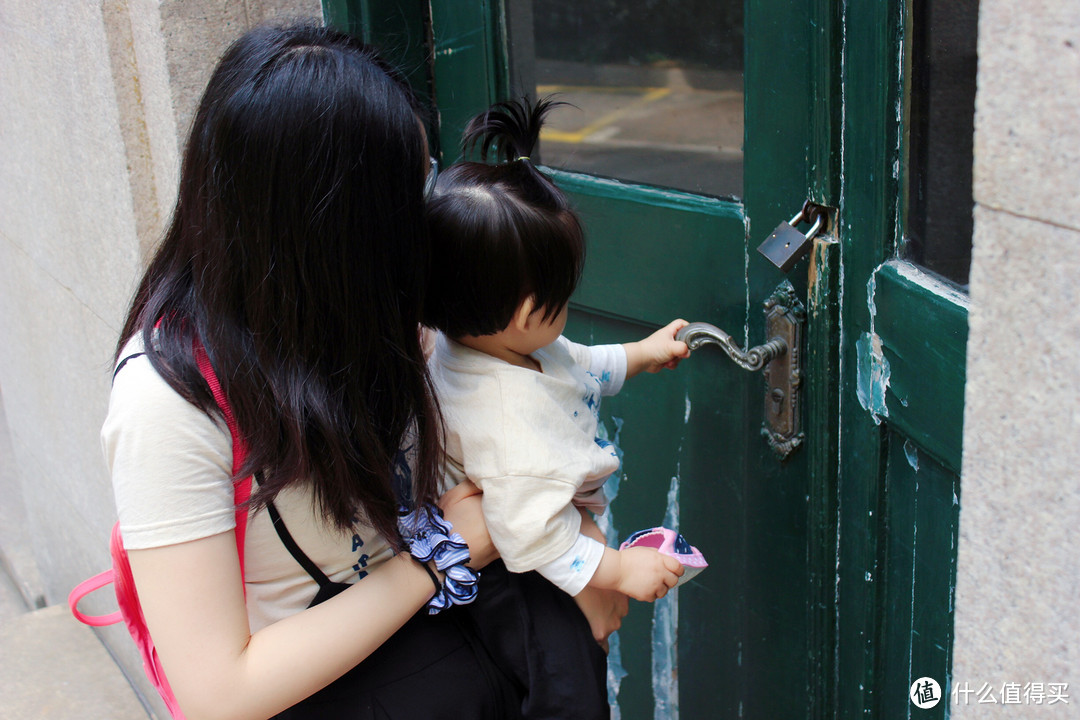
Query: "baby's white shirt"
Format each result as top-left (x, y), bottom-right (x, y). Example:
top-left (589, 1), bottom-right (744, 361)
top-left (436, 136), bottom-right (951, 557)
top-left (429, 334), bottom-right (626, 595)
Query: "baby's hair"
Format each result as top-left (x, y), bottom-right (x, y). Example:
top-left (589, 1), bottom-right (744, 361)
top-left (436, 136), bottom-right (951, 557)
top-left (464, 96), bottom-right (563, 163)
top-left (423, 96), bottom-right (585, 338)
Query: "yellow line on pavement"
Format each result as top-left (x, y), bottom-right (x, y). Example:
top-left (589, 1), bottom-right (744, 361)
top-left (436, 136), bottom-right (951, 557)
top-left (542, 129), bottom-right (590, 143)
top-left (539, 86), bottom-right (671, 144)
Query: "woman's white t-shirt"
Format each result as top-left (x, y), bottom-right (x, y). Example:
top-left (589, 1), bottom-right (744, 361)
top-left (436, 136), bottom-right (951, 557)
top-left (102, 338), bottom-right (394, 632)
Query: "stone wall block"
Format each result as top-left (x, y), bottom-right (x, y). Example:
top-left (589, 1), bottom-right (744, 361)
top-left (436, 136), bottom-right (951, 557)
top-left (0, 236), bottom-right (122, 583)
top-left (954, 205), bottom-right (1080, 711)
top-left (158, 0), bottom-right (322, 147)
top-left (974, 0), bottom-right (1080, 228)
top-left (0, 4), bottom-right (143, 327)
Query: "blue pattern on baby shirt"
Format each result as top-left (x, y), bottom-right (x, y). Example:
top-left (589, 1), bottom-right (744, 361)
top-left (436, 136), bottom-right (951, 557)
top-left (582, 372), bottom-right (602, 414)
top-left (582, 371), bottom-right (620, 463)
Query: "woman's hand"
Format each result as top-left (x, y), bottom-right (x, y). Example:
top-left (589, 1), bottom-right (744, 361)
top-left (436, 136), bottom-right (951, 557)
top-left (439, 480), bottom-right (498, 569)
top-left (573, 585), bottom-right (628, 652)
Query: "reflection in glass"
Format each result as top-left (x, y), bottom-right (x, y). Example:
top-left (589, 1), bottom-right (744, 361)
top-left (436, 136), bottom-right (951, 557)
top-left (511, 0), bottom-right (744, 199)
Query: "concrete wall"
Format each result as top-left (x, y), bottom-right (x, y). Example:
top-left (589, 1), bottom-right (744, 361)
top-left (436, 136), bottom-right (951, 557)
top-left (0, 2), bottom-right (319, 716)
top-left (953, 0), bottom-right (1080, 716)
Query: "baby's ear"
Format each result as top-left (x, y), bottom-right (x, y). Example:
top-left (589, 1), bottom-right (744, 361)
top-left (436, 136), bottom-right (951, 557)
top-left (511, 296), bottom-right (537, 333)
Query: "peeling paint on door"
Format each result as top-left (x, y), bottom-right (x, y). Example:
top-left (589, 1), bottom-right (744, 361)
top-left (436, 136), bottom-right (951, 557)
top-left (651, 474), bottom-right (681, 720)
top-left (903, 439), bottom-right (920, 473)
top-left (856, 331), bottom-right (891, 424)
top-left (596, 417), bottom-right (628, 716)
top-left (607, 632), bottom-right (629, 720)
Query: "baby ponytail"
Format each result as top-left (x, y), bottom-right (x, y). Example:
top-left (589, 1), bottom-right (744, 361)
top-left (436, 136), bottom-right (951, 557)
top-left (462, 96), bottom-right (567, 166)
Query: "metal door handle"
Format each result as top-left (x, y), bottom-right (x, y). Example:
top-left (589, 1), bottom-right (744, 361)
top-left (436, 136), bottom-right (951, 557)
top-left (677, 282), bottom-right (806, 460)
top-left (675, 322), bottom-right (787, 372)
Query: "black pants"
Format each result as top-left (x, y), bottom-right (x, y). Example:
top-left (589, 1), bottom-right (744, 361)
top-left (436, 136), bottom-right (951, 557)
top-left (464, 561), bottom-right (610, 720)
top-left (273, 602), bottom-right (521, 720)
top-left (273, 562), bottom-right (607, 720)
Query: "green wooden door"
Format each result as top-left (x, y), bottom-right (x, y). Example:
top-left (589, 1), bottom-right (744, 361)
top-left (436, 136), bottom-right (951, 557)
top-left (324, 1), bottom-right (970, 718)
top-left (834, 1), bottom-right (971, 718)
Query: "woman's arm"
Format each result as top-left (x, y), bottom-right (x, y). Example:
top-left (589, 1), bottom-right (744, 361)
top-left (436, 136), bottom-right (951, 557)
top-left (128, 481), bottom-right (493, 720)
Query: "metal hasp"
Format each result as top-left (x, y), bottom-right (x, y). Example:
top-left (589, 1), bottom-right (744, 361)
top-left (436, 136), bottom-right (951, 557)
top-left (676, 281), bottom-right (806, 460)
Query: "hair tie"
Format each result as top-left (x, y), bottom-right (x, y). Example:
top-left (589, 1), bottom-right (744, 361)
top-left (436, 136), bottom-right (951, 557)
top-left (398, 503), bottom-right (479, 613)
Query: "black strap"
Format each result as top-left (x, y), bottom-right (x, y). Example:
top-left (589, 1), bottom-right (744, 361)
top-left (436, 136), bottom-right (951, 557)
top-left (251, 471), bottom-right (333, 588)
top-left (112, 352), bottom-right (146, 382)
top-left (265, 500), bottom-right (353, 608)
top-left (264, 500), bottom-right (334, 588)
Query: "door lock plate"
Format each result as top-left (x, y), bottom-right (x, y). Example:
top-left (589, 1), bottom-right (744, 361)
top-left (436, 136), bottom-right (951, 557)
top-left (761, 282), bottom-right (805, 459)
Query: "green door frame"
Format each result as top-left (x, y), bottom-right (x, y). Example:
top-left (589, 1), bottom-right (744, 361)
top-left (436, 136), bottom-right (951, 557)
top-left (835, 1), bottom-right (968, 717)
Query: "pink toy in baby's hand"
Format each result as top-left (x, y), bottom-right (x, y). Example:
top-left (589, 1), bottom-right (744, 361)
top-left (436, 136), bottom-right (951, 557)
top-left (619, 527), bottom-right (708, 587)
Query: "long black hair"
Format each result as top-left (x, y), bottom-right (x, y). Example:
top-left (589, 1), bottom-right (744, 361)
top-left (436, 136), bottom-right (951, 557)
top-left (422, 97), bottom-right (585, 338)
top-left (118, 23), bottom-right (440, 544)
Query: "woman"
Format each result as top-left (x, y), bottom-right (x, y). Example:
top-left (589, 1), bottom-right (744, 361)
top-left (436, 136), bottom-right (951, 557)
top-left (105, 22), bottom-right (522, 719)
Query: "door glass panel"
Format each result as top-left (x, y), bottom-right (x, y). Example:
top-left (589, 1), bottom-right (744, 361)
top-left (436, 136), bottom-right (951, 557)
top-left (904, 0), bottom-right (979, 287)
top-left (507, 0), bottom-right (744, 199)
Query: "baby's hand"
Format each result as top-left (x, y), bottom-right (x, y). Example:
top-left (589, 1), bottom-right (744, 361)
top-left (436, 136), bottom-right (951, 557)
top-left (615, 546), bottom-right (683, 602)
top-left (624, 319), bottom-right (691, 377)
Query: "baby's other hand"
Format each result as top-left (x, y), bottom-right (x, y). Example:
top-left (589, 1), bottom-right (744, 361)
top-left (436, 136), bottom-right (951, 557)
top-left (615, 546), bottom-right (683, 602)
top-left (574, 586), bottom-right (629, 650)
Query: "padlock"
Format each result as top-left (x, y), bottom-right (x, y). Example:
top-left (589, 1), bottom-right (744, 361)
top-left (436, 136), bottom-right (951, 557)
top-left (757, 209), bottom-right (825, 273)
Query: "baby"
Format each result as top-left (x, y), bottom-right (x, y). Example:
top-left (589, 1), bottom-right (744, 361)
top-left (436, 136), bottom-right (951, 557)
top-left (424, 97), bottom-right (690, 603)
top-left (423, 96), bottom-right (696, 719)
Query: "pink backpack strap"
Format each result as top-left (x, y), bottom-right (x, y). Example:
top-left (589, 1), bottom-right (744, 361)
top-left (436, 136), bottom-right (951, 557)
top-left (192, 340), bottom-right (252, 575)
top-left (69, 571), bottom-right (123, 626)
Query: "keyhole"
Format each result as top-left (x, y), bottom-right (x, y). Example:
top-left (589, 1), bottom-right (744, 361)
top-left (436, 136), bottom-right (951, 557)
top-left (770, 387), bottom-right (785, 415)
